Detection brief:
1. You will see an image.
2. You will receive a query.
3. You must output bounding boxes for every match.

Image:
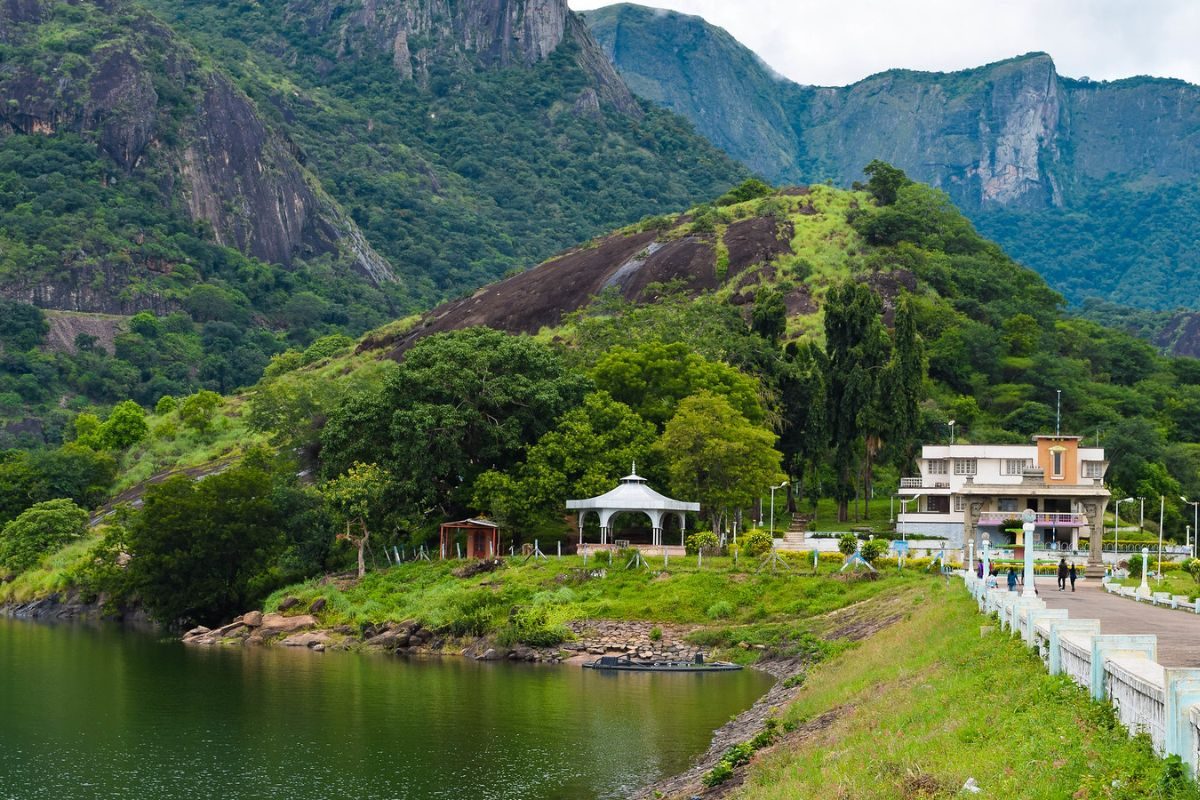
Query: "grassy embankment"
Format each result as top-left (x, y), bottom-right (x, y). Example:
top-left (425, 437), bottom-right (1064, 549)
top-left (1111, 568), bottom-right (1200, 602)
top-left (722, 580), bottom-right (1199, 800)
top-left (262, 554), bottom-right (938, 657)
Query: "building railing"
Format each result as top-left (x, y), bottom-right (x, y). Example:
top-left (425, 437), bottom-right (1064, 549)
top-left (900, 477), bottom-right (949, 489)
top-left (977, 511), bottom-right (1083, 526)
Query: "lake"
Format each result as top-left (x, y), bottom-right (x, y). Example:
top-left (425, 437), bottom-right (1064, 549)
top-left (0, 617), bottom-right (773, 799)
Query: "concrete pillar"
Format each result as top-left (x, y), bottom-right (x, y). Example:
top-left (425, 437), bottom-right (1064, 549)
top-left (1086, 498), bottom-right (1108, 579)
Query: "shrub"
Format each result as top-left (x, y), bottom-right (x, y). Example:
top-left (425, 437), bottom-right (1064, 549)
top-left (1128, 553), bottom-right (1144, 579)
top-left (859, 539), bottom-right (884, 563)
top-left (649, 626), bottom-right (662, 641)
top-left (741, 529), bottom-right (773, 557)
top-left (706, 600), bottom-right (734, 620)
top-left (497, 606), bottom-right (570, 648)
top-left (837, 532), bottom-right (858, 557)
top-left (1185, 558), bottom-right (1200, 586)
top-left (302, 334), bottom-right (354, 365)
top-left (685, 530), bottom-right (720, 555)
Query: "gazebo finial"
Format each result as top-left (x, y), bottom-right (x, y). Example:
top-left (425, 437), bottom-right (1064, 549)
top-left (631, 460), bottom-right (637, 476)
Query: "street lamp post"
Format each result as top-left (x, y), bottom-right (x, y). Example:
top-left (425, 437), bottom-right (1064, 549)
top-left (898, 494), bottom-right (922, 541)
top-left (1181, 497), bottom-right (1199, 558)
top-left (948, 419), bottom-right (956, 445)
top-left (768, 481), bottom-right (788, 539)
top-left (1114, 496), bottom-right (1135, 560)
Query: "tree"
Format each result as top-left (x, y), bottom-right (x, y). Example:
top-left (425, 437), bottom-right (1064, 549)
top-left (824, 282), bottom-right (891, 521)
top-left (0, 498), bottom-right (88, 574)
top-left (322, 462), bottom-right (389, 579)
top-left (97, 400), bottom-right (148, 450)
top-left (883, 293), bottom-right (925, 472)
top-left (778, 342), bottom-right (826, 511)
top-left (590, 340), bottom-right (763, 429)
top-left (178, 390), bottom-right (221, 434)
top-left (321, 328), bottom-right (589, 522)
top-left (125, 466), bottom-right (284, 626)
top-left (660, 391), bottom-right (785, 534)
top-left (751, 287), bottom-right (787, 343)
top-left (473, 391), bottom-right (658, 531)
top-left (862, 160), bottom-right (910, 206)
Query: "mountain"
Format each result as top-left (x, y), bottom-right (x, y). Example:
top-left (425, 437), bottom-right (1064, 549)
top-left (584, 4), bottom-right (1200, 312)
top-left (0, 0), bottom-right (746, 440)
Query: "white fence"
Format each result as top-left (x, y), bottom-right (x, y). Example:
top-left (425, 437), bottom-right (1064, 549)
top-left (965, 573), bottom-right (1200, 776)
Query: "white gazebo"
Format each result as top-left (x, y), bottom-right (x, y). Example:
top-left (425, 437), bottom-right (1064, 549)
top-left (566, 465), bottom-right (700, 547)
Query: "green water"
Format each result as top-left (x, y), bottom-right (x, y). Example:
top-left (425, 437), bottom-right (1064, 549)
top-left (0, 618), bottom-right (772, 799)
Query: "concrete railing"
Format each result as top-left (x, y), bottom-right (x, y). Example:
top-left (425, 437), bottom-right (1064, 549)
top-left (961, 572), bottom-right (1200, 776)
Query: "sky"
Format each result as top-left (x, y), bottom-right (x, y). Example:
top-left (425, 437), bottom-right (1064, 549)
top-left (568, 0), bottom-right (1200, 87)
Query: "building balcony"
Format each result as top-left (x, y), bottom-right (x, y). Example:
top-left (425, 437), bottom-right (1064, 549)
top-left (900, 477), bottom-right (950, 489)
top-left (977, 511), bottom-right (1084, 527)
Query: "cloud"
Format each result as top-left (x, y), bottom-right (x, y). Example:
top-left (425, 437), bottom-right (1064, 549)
top-left (569, 0), bottom-right (1200, 86)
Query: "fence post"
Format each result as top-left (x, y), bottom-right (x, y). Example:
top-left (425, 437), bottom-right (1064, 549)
top-left (1090, 635), bottom-right (1157, 701)
top-left (1047, 620), bottom-right (1101, 675)
top-left (1163, 669), bottom-right (1200, 770)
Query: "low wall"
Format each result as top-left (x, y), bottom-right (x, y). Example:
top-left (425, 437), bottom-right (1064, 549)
top-left (962, 572), bottom-right (1200, 777)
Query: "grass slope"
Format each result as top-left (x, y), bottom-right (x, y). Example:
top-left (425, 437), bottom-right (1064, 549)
top-left (731, 581), bottom-right (1197, 800)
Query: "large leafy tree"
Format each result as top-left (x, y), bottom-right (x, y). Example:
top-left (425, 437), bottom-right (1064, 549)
top-left (320, 328), bottom-right (589, 524)
top-left (473, 391), bottom-right (658, 532)
top-left (660, 391), bottom-right (784, 534)
top-left (0, 498), bottom-right (88, 574)
top-left (824, 282), bottom-right (891, 521)
top-left (590, 340), bottom-right (764, 429)
top-left (0, 444), bottom-right (116, 527)
top-left (125, 466), bottom-right (285, 626)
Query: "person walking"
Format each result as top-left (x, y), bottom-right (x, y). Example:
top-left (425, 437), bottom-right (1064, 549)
top-left (1007, 566), bottom-right (1018, 592)
top-left (1068, 562), bottom-right (1078, 592)
top-left (1057, 558), bottom-right (1068, 591)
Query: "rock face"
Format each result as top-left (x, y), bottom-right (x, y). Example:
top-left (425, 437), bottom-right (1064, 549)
top-left (286, 0), bottom-right (638, 113)
top-left (375, 213), bottom-right (793, 358)
top-left (587, 6), bottom-right (1200, 213)
top-left (0, 0), bottom-right (395, 308)
top-left (585, 5), bottom-right (1200, 309)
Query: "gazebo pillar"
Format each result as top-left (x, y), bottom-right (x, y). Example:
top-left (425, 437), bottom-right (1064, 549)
top-left (678, 512), bottom-right (688, 546)
top-left (648, 510), bottom-right (664, 546)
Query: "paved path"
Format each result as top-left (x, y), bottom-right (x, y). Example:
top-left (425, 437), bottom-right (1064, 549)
top-left (1030, 577), bottom-right (1200, 667)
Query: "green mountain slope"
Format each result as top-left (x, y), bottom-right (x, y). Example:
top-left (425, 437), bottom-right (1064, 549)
top-left (0, 0), bottom-right (746, 439)
top-left (584, 4), bottom-right (1200, 312)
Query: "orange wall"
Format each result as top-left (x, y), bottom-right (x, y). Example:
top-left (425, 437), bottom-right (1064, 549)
top-left (1036, 436), bottom-right (1079, 484)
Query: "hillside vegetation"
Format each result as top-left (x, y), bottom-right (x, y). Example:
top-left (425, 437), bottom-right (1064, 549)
top-left (6, 171), bottom-right (1200, 627)
top-left (0, 0), bottom-right (745, 440)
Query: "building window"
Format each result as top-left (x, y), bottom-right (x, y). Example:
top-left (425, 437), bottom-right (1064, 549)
top-left (1004, 459), bottom-right (1029, 476)
top-left (928, 459), bottom-right (947, 475)
top-left (998, 497), bottom-right (1019, 512)
top-left (1051, 449), bottom-right (1064, 478)
top-left (953, 459), bottom-right (977, 476)
top-left (1083, 461), bottom-right (1104, 478)
top-left (927, 496), bottom-right (950, 513)
top-left (953, 496), bottom-right (966, 512)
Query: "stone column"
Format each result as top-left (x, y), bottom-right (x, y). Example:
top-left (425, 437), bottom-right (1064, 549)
top-left (1084, 499), bottom-right (1107, 579)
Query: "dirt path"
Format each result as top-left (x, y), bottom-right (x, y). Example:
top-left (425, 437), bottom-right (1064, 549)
top-left (1036, 577), bottom-right (1200, 667)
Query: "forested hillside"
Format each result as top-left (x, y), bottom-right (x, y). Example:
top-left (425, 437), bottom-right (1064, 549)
top-left (585, 4), bottom-right (1200, 312)
top-left (7, 170), bottom-right (1200, 626)
top-left (0, 0), bottom-right (745, 441)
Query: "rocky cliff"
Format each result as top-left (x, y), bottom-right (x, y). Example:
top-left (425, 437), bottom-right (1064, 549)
top-left (281, 0), bottom-right (638, 112)
top-left (585, 4), bottom-right (1200, 309)
top-left (0, 0), bottom-right (394, 308)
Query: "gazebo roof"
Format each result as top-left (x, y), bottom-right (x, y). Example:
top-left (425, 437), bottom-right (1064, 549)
top-left (566, 466), bottom-right (700, 513)
top-left (441, 518), bottom-right (499, 529)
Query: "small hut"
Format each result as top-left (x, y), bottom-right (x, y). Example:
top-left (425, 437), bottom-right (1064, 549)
top-left (566, 465), bottom-right (700, 547)
top-left (439, 518), bottom-right (501, 559)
